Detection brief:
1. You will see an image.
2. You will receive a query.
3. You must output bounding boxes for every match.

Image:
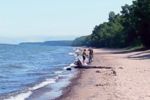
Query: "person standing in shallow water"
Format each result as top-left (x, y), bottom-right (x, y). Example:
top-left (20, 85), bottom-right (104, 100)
top-left (82, 49), bottom-right (87, 64)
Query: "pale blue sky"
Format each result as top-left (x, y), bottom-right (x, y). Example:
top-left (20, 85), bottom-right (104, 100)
top-left (0, 0), bottom-right (133, 44)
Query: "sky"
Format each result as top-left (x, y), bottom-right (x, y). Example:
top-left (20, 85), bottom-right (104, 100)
top-left (0, 0), bottom-right (133, 44)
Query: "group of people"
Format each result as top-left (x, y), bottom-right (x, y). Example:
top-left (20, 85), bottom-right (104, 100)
top-left (74, 48), bottom-right (94, 67)
top-left (82, 48), bottom-right (93, 64)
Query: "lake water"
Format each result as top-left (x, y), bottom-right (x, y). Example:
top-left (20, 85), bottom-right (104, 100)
top-left (0, 44), bottom-right (76, 100)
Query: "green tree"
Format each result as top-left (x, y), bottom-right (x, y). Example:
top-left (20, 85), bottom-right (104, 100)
top-left (72, 0), bottom-right (150, 48)
top-left (109, 11), bottom-right (116, 22)
top-left (133, 0), bottom-right (150, 48)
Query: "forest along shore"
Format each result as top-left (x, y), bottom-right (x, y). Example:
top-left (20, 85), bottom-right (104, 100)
top-left (58, 48), bottom-right (150, 100)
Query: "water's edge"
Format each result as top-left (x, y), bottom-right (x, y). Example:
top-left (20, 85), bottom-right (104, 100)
top-left (0, 45), bottom-right (77, 100)
top-left (55, 69), bottom-right (81, 100)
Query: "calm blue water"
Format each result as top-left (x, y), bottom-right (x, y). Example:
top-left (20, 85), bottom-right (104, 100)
top-left (0, 44), bottom-right (75, 100)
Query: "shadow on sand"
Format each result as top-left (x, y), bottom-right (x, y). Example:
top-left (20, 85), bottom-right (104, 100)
top-left (111, 48), bottom-right (148, 54)
top-left (106, 48), bottom-right (150, 60)
top-left (128, 53), bottom-right (150, 60)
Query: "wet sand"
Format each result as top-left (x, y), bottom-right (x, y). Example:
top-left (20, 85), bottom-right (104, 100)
top-left (58, 48), bottom-right (150, 100)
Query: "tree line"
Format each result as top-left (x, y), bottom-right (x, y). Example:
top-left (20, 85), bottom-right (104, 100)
top-left (72, 0), bottom-right (150, 48)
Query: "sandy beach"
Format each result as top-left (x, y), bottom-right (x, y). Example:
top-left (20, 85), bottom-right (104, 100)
top-left (58, 48), bottom-right (150, 100)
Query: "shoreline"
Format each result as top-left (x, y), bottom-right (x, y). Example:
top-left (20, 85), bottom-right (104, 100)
top-left (56, 48), bottom-right (150, 100)
top-left (56, 48), bottom-right (117, 100)
top-left (55, 70), bottom-right (81, 100)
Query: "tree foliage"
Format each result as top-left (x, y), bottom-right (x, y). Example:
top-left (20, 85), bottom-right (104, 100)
top-left (73, 0), bottom-right (150, 48)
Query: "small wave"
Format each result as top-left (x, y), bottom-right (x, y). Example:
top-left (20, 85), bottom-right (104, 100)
top-left (54, 71), bottom-right (63, 74)
top-left (4, 78), bottom-right (56, 100)
top-left (68, 52), bottom-right (75, 56)
top-left (4, 91), bottom-right (32, 100)
top-left (58, 74), bottom-right (68, 77)
top-left (8, 64), bottom-right (26, 69)
top-left (29, 79), bottom-right (56, 90)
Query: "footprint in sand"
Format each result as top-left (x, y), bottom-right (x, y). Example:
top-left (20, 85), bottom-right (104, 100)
top-left (96, 70), bottom-right (101, 73)
top-left (95, 83), bottom-right (109, 87)
top-left (118, 67), bottom-right (123, 69)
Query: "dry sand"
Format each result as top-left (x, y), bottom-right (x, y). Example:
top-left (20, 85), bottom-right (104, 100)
top-left (58, 48), bottom-right (150, 100)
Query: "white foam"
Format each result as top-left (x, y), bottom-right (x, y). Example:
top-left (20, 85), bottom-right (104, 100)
top-left (30, 79), bottom-right (56, 90)
top-left (4, 91), bottom-right (32, 100)
top-left (58, 75), bottom-right (67, 77)
top-left (64, 63), bottom-right (77, 69)
top-left (68, 52), bottom-right (74, 56)
top-left (69, 63), bottom-right (76, 67)
top-left (54, 71), bottom-right (63, 74)
top-left (4, 78), bottom-right (56, 100)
